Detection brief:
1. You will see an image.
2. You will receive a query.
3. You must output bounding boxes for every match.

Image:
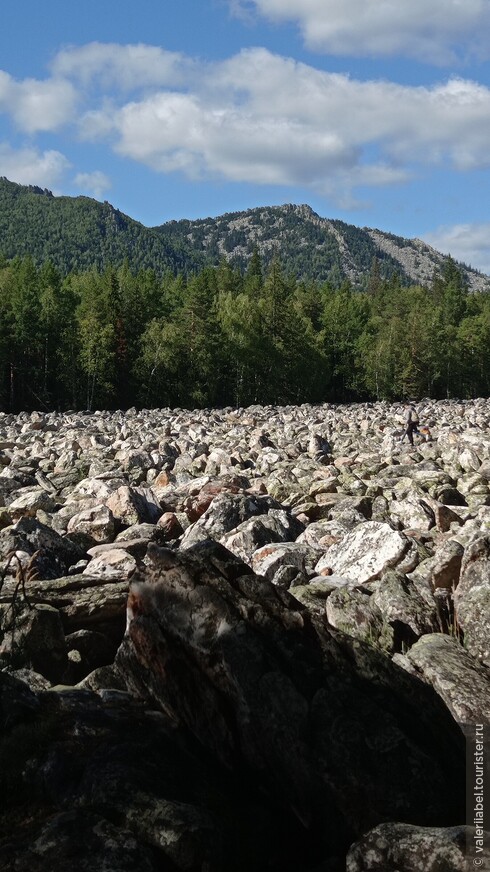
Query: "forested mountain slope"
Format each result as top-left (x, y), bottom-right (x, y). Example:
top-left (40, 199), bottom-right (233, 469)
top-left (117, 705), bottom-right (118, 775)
top-left (1, 177), bottom-right (488, 290)
top-left (162, 203), bottom-right (489, 292)
top-left (0, 177), bottom-right (203, 275)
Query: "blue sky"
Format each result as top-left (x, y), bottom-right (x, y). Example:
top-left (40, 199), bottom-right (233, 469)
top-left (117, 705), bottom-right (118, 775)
top-left (2, 0), bottom-right (490, 271)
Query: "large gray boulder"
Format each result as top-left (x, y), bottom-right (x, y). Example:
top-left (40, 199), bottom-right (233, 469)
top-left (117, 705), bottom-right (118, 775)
top-left (114, 541), bottom-right (465, 863)
top-left (314, 521), bottom-right (413, 583)
top-left (371, 570), bottom-right (439, 647)
top-left (0, 517), bottom-right (85, 578)
top-left (454, 536), bottom-right (490, 666)
top-left (404, 633), bottom-right (490, 724)
top-left (0, 602), bottom-right (67, 682)
top-left (326, 586), bottom-right (394, 650)
top-left (346, 823), bottom-right (481, 872)
top-left (179, 491), bottom-right (279, 549)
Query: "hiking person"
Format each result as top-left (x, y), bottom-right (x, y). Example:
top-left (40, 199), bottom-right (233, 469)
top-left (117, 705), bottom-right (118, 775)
top-left (400, 403), bottom-right (419, 445)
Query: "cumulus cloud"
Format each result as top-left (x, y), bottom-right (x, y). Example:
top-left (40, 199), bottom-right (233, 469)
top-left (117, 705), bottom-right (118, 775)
top-left (424, 224), bottom-right (490, 276)
top-left (52, 42), bottom-right (191, 91)
top-left (0, 143), bottom-right (71, 189)
top-left (74, 170), bottom-right (111, 198)
top-left (0, 69), bottom-right (77, 132)
top-left (3, 42), bottom-right (490, 209)
top-left (75, 47), bottom-right (490, 204)
top-left (236, 0), bottom-right (490, 63)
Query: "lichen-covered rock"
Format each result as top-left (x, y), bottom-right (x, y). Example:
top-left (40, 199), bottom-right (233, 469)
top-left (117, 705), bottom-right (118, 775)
top-left (430, 539), bottom-right (464, 590)
top-left (315, 521), bottom-right (411, 583)
top-left (3, 811), bottom-right (159, 872)
top-left (83, 547), bottom-right (137, 580)
top-left (289, 578), bottom-right (342, 615)
top-left (8, 488), bottom-right (57, 519)
top-left (371, 570), bottom-right (439, 647)
top-left (0, 573), bottom-right (128, 637)
top-left (453, 536), bottom-right (490, 665)
top-left (67, 504), bottom-right (117, 544)
top-left (220, 509), bottom-right (304, 563)
top-left (115, 541), bottom-right (464, 857)
top-left (389, 496), bottom-right (434, 532)
top-left (0, 602), bottom-right (67, 681)
top-left (456, 585), bottom-right (490, 667)
top-left (0, 517), bottom-right (84, 578)
top-left (106, 485), bottom-right (162, 526)
top-left (2, 400), bottom-right (490, 867)
top-left (0, 672), bottom-right (317, 872)
top-left (405, 633), bottom-right (490, 723)
top-left (326, 586), bottom-right (394, 650)
top-left (346, 822), bottom-right (477, 872)
top-left (180, 491), bottom-right (279, 549)
top-left (251, 541), bottom-right (322, 583)
top-left (455, 536), bottom-right (490, 601)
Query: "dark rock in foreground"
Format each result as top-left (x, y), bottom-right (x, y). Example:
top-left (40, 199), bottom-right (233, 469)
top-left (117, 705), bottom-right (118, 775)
top-left (112, 541), bottom-right (464, 865)
top-left (0, 541), bottom-right (465, 870)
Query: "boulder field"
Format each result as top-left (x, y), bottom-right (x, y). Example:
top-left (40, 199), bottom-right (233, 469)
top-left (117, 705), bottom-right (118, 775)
top-left (0, 399), bottom-right (489, 871)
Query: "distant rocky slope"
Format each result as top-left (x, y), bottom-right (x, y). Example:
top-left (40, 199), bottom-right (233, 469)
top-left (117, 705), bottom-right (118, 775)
top-left (164, 202), bottom-right (489, 292)
top-left (1, 399), bottom-right (490, 871)
top-left (1, 176), bottom-right (488, 290)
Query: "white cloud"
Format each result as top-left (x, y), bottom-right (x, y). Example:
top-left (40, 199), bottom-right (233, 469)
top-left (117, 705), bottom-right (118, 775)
top-left (52, 42), bottom-right (191, 91)
top-left (74, 170), bottom-right (111, 198)
top-left (77, 48), bottom-right (490, 205)
top-left (0, 143), bottom-right (71, 189)
top-left (238, 0), bottom-right (490, 63)
top-left (0, 69), bottom-right (77, 132)
top-left (424, 224), bottom-right (490, 276)
top-left (3, 42), bottom-right (490, 211)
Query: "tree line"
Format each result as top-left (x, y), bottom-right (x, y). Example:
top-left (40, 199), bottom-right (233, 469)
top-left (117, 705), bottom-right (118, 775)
top-left (0, 251), bottom-right (489, 412)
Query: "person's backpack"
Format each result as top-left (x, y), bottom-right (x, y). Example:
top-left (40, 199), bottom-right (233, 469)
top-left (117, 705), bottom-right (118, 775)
top-left (411, 408), bottom-right (419, 425)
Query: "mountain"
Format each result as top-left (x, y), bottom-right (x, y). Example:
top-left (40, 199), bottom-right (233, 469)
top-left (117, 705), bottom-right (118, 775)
top-left (162, 203), bottom-right (489, 292)
top-left (0, 176), bottom-right (204, 275)
top-left (0, 176), bottom-right (488, 290)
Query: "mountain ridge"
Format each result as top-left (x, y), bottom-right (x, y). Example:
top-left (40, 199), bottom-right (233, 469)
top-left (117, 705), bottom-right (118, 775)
top-left (0, 176), bottom-right (487, 290)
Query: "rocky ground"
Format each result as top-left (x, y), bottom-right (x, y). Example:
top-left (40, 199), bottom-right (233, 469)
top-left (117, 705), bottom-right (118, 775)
top-left (1, 399), bottom-right (489, 871)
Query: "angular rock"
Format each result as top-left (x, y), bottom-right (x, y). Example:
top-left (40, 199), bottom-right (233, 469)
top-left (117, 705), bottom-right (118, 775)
top-left (106, 486), bottom-right (162, 526)
top-left (315, 522), bottom-right (410, 584)
top-left (326, 586), bottom-right (393, 650)
top-left (406, 633), bottom-right (490, 724)
top-left (0, 573), bottom-right (128, 637)
top-left (346, 822), bottom-right (477, 872)
top-left (456, 585), bottom-right (490, 668)
top-left (115, 541), bottom-right (465, 860)
top-left (180, 491), bottom-right (279, 549)
top-left (251, 541), bottom-right (322, 583)
top-left (6, 811), bottom-right (159, 872)
top-left (0, 517), bottom-right (84, 579)
top-left (221, 510), bottom-right (304, 564)
top-left (430, 539), bottom-right (464, 590)
top-left (453, 536), bottom-right (490, 665)
top-left (0, 602), bottom-right (67, 682)
top-left (83, 548), bottom-right (137, 580)
top-left (455, 535), bottom-right (490, 601)
top-left (371, 570), bottom-right (439, 648)
top-left (67, 504), bottom-right (117, 544)
top-left (157, 511), bottom-right (184, 540)
top-left (8, 488), bottom-right (57, 519)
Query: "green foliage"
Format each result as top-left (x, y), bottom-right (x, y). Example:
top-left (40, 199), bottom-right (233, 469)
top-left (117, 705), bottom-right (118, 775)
top-left (0, 224), bottom-right (489, 411)
top-left (0, 177), bottom-right (203, 275)
top-left (2, 178), bottom-right (487, 298)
